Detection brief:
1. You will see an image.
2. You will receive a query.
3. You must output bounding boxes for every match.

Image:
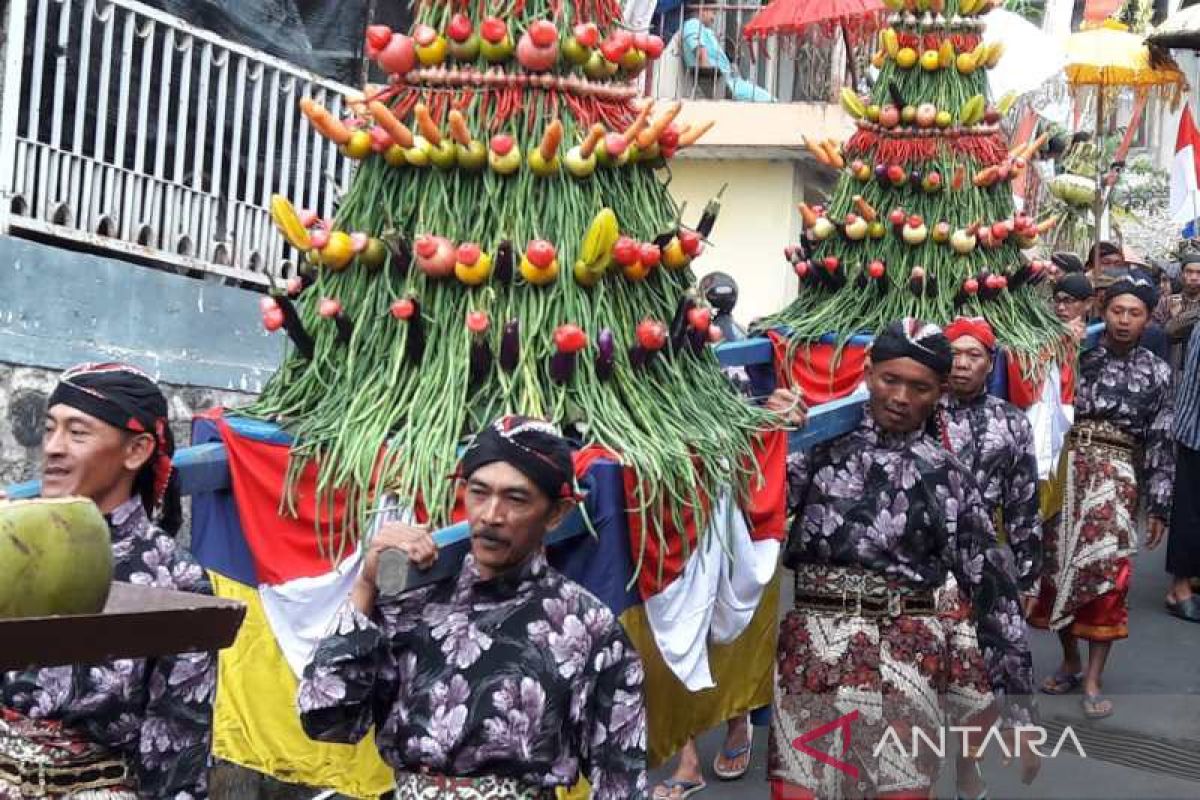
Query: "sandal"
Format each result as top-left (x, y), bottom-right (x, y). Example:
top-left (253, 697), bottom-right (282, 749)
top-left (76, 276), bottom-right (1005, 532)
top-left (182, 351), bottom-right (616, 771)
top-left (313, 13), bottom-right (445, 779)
top-left (1165, 595), bottom-right (1200, 623)
top-left (652, 778), bottom-right (706, 799)
top-left (1082, 693), bottom-right (1114, 720)
top-left (712, 726), bottom-right (753, 780)
top-left (1040, 669), bottom-right (1082, 695)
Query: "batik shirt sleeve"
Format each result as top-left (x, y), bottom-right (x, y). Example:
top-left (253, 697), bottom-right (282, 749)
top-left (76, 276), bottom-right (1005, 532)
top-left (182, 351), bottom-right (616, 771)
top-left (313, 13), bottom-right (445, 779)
top-left (580, 625), bottom-right (647, 799)
top-left (945, 466), bottom-right (1035, 725)
top-left (1004, 411), bottom-right (1043, 593)
top-left (298, 601), bottom-right (399, 746)
top-left (135, 548), bottom-right (216, 800)
top-left (1141, 355), bottom-right (1176, 520)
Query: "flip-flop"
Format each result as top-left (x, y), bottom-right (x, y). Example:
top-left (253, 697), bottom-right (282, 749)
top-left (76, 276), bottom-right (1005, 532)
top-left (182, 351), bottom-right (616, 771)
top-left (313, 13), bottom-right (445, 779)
top-left (651, 778), bottom-right (706, 799)
top-left (1082, 693), bottom-right (1114, 720)
top-left (1040, 670), bottom-right (1082, 695)
top-left (712, 726), bottom-right (753, 780)
top-left (1165, 596), bottom-right (1200, 623)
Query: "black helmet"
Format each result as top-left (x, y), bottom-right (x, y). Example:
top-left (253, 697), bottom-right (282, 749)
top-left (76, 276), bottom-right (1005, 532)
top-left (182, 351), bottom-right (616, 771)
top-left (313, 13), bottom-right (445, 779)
top-left (698, 271), bottom-right (738, 315)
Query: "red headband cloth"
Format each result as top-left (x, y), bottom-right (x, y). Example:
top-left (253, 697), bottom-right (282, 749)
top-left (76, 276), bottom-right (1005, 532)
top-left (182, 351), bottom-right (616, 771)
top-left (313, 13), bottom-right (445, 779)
top-left (944, 316), bottom-right (996, 351)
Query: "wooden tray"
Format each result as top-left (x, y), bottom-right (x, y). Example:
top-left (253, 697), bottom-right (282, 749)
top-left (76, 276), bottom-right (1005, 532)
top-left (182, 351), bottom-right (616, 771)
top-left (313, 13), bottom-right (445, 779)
top-left (0, 583), bottom-right (246, 670)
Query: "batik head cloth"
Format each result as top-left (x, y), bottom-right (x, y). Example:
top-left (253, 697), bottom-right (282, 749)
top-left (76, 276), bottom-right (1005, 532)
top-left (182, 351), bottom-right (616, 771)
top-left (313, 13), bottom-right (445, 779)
top-left (1103, 271), bottom-right (1159, 312)
top-left (47, 362), bottom-right (174, 506)
top-left (870, 318), bottom-right (953, 378)
top-left (459, 415), bottom-right (575, 500)
top-left (945, 316), bottom-right (996, 352)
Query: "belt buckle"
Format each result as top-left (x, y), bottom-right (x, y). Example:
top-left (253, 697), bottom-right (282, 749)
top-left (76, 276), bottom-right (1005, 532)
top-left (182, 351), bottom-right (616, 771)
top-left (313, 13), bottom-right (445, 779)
top-left (843, 573), bottom-right (866, 616)
top-left (888, 591), bottom-right (902, 618)
top-left (1077, 427), bottom-right (1093, 447)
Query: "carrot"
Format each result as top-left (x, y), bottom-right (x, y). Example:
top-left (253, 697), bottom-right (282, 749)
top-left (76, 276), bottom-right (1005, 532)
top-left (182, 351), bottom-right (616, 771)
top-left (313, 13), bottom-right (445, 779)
top-left (300, 98), bottom-right (351, 145)
top-left (540, 119), bottom-right (563, 161)
top-left (801, 137), bottom-right (830, 165)
top-left (677, 119), bottom-right (714, 148)
top-left (636, 100), bottom-right (682, 149)
top-left (951, 164), bottom-right (966, 190)
top-left (580, 123), bottom-right (606, 159)
top-left (448, 109), bottom-right (472, 146)
top-left (623, 100), bottom-right (655, 142)
top-left (798, 203), bottom-right (819, 229)
top-left (972, 166), bottom-right (999, 187)
top-left (413, 103), bottom-right (442, 146)
top-left (368, 101), bottom-right (414, 148)
top-left (821, 141), bottom-right (844, 169)
top-left (1021, 132), bottom-right (1050, 160)
top-left (853, 195), bottom-right (878, 223)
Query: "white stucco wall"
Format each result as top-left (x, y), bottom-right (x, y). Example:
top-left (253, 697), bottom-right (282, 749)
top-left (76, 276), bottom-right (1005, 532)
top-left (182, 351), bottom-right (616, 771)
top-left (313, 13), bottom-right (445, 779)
top-left (667, 158), bottom-right (803, 326)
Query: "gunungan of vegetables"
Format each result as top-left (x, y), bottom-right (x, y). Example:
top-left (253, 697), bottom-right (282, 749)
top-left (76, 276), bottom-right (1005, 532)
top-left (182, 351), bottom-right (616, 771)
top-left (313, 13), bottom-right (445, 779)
top-left (759, 0), bottom-right (1063, 364)
top-left (251, 0), bottom-right (770, 574)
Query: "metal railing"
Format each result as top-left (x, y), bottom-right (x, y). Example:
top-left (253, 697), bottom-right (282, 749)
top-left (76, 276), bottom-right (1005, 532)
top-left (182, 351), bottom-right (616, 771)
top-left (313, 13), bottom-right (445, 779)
top-left (0, 0), bottom-right (355, 286)
top-left (645, 3), bottom-right (868, 104)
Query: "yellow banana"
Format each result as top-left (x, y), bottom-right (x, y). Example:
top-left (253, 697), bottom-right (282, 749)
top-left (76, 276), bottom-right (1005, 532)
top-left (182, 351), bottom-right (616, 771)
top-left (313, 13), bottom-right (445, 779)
top-left (997, 91), bottom-right (1018, 115)
top-left (270, 194), bottom-right (311, 251)
top-left (579, 207), bottom-right (619, 273)
top-left (938, 41), bottom-right (955, 69)
top-left (883, 28), bottom-right (900, 58)
top-left (960, 0), bottom-right (979, 14)
top-left (840, 88), bottom-right (867, 118)
top-left (985, 41), bottom-right (1005, 68)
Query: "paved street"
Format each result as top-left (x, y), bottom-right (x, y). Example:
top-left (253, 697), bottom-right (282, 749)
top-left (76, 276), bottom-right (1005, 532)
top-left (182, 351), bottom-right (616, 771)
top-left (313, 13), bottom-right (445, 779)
top-left (650, 543), bottom-right (1200, 799)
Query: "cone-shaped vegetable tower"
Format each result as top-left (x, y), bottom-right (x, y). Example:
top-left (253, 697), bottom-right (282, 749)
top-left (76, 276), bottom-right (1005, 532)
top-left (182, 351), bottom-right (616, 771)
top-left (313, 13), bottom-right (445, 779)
top-left (758, 0), bottom-right (1063, 362)
top-left (250, 0), bottom-right (771, 563)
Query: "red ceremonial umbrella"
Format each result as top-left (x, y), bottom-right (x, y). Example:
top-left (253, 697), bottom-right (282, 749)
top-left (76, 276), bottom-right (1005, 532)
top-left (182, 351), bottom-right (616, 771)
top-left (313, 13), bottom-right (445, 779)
top-left (742, 0), bottom-right (885, 88)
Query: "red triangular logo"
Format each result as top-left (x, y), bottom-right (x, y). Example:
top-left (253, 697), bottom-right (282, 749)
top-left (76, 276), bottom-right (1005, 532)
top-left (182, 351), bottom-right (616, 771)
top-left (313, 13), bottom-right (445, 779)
top-left (790, 709), bottom-right (860, 779)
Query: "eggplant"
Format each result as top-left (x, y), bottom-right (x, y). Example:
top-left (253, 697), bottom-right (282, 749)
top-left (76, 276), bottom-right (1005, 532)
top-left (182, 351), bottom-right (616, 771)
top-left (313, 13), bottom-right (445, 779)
top-left (383, 233), bottom-right (411, 277)
top-left (653, 230), bottom-right (676, 249)
top-left (404, 300), bottom-right (425, 364)
top-left (628, 344), bottom-right (648, 369)
top-left (1008, 264), bottom-right (1032, 291)
top-left (595, 329), bottom-right (616, 381)
top-left (669, 293), bottom-right (697, 354)
top-left (499, 318), bottom-right (520, 372)
top-left (687, 327), bottom-right (707, 355)
top-left (469, 337), bottom-right (492, 388)
top-left (887, 81), bottom-right (906, 111)
top-left (273, 295), bottom-right (314, 360)
top-left (550, 351), bottom-right (576, 384)
top-left (494, 240), bottom-right (514, 284)
top-left (696, 183), bottom-right (727, 238)
top-left (333, 312), bottom-right (354, 345)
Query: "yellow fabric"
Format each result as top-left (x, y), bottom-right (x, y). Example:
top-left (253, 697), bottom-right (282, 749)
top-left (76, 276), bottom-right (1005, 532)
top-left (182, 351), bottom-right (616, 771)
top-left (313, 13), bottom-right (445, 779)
top-left (209, 572), bottom-right (394, 799)
top-left (1040, 446), bottom-right (1069, 522)
top-left (620, 572), bottom-right (781, 768)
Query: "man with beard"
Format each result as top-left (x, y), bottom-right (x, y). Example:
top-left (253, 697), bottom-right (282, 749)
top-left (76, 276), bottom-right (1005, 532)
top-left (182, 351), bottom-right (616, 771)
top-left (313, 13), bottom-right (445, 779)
top-left (1, 363), bottom-right (214, 799)
top-left (940, 317), bottom-right (1042, 800)
top-left (298, 416), bottom-right (646, 799)
top-left (768, 319), bottom-right (1036, 800)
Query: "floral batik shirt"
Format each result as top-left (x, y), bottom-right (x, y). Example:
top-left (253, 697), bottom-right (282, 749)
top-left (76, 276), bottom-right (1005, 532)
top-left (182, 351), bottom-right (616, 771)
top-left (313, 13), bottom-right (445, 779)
top-left (941, 392), bottom-right (1043, 591)
top-left (298, 552), bottom-right (647, 799)
top-left (785, 411), bottom-right (1035, 722)
top-left (1, 496), bottom-right (215, 799)
top-left (1077, 344), bottom-right (1175, 518)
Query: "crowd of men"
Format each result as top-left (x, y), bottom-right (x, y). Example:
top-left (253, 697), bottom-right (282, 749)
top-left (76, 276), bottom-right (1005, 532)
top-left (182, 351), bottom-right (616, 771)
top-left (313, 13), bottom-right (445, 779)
top-left (2, 241), bottom-right (1199, 800)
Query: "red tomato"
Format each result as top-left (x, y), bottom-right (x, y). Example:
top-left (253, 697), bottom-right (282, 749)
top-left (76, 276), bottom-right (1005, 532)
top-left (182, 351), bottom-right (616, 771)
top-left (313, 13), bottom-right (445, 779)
top-left (554, 324), bottom-right (588, 353)
top-left (526, 239), bottom-right (556, 268)
top-left (636, 319), bottom-right (667, 350)
top-left (466, 310), bottom-right (490, 334)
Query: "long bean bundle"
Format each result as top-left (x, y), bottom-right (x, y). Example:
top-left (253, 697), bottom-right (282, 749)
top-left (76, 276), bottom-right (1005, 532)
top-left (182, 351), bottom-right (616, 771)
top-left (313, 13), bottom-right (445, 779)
top-left (757, 0), bottom-right (1066, 372)
top-left (247, 0), bottom-right (773, 571)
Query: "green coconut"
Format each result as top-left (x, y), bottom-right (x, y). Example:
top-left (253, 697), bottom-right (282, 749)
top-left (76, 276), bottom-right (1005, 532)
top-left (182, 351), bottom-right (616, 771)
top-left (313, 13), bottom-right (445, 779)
top-left (0, 496), bottom-right (113, 619)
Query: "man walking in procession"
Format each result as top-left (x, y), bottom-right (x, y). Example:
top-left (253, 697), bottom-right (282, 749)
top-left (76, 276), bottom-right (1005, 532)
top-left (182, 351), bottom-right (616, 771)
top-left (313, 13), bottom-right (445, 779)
top-left (299, 416), bottom-right (647, 799)
top-left (1, 363), bottom-right (214, 799)
top-left (768, 319), bottom-right (1036, 799)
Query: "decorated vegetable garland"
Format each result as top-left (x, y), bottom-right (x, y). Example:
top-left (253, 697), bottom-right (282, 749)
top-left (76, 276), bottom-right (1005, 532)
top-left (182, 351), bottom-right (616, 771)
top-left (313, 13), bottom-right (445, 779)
top-left (757, 0), bottom-right (1065, 367)
top-left (250, 0), bottom-right (772, 575)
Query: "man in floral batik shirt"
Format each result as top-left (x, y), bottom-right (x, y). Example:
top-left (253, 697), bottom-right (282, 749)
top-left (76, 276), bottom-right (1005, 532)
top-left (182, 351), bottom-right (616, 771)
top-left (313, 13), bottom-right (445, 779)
top-left (299, 416), bottom-right (646, 800)
top-left (1032, 273), bottom-right (1175, 721)
top-left (941, 317), bottom-right (1042, 597)
top-left (940, 316), bottom-right (1042, 800)
top-left (1, 363), bottom-right (214, 799)
top-left (768, 319), bottom-right (1037, 800)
